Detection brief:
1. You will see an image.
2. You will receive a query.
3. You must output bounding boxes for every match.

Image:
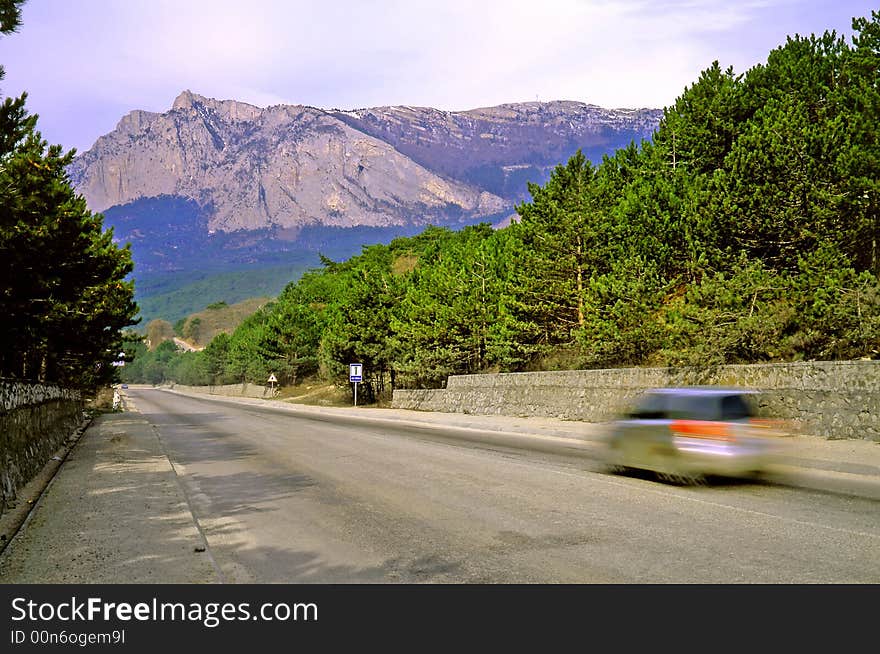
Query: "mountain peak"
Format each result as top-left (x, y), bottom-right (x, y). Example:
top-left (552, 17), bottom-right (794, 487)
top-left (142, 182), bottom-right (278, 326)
top-left (115, 108), bottom-right (159, 134)
top-left (172, 89), bottom-right (203, 111)
top-left (171, 90), bottom-right (262, 123)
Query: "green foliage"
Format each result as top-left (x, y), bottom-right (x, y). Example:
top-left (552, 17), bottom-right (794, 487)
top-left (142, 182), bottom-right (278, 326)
top-left (134, 262), bottom-right (311, 326)
top-left (514, 151), bottom-right (599, 344)
top-left (0, 108), bottom-right (138, 388)
top-left (317, 235), bottom-right (433, 396)
top-left (786, 246), bottom-right (880, 359)
top-left (392, 224), bottom-right (509, 387)
top-left (0, 1), bottom-right (24, 82)
top-left (0, 3), bottom-right (139, 389)
top-left (658, 257), bottom-right (792, 366)
top-left (578, 256), bottom-right (668, 367)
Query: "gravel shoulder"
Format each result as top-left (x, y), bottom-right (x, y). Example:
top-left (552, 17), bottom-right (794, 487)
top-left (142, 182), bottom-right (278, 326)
top-left (0, 410), bottom-right (219, 584)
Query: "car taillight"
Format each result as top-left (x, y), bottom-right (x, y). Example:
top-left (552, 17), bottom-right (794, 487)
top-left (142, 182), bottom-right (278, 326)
top-left (670, 419), bottom-right (735, 442)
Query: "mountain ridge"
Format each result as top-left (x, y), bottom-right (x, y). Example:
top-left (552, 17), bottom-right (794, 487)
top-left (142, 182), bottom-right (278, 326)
top-left (69, 91), bottom-right (509, 233)
top-left (69, 91), bottom-right (662, 234)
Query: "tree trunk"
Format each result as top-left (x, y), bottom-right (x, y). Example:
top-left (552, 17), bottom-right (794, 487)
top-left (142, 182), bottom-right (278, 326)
top-left (576, 235), bottom-right (585, 328)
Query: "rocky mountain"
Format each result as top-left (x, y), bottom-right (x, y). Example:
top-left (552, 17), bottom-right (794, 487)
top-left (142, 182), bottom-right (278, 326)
top-left (67, 91), bottom-right (662, 323)
top-left (329, 101), bottom-right (662, 199)
top-left (69, 91), bottom-right (661, 235)
top-left (69, 91), bottom-right (505, 234)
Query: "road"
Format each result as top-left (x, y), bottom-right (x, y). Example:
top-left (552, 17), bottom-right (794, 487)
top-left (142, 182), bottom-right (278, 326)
top-left (172, 337), bottom-right (203, 352)
top-left (117, 387), bottom-right (880, 583)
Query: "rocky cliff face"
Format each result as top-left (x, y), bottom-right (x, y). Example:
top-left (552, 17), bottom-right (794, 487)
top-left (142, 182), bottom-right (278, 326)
top-left (330, 101), bottom-right (661, 191)
top-left (68, 91), bottom-right (662, 234)
top-left (69, 91), bottom-right (506, 233)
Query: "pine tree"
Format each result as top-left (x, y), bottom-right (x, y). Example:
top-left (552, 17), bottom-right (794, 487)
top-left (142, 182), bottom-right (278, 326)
top-left (514, 150), bottom-right (601, 345)
top-left (0, 2), bottom-right (139, 388)
top-left (835, 11), bottom-right (880, 274)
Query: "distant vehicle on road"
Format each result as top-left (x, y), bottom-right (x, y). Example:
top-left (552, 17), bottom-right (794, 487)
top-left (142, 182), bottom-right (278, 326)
top-left (121, 384), bottom-right (128, 389)
top-left (604, 387), bottom-right (786, 485)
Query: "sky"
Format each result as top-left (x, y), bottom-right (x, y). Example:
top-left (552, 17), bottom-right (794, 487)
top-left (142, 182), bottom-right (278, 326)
top-left (0, 0), bottom-right (876, 154)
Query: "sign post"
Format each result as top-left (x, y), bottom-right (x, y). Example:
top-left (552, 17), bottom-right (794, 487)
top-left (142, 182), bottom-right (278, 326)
top-left (349, 363), bottom-right (363, 406)
top-left (267, 373), bottom-right (277, 395)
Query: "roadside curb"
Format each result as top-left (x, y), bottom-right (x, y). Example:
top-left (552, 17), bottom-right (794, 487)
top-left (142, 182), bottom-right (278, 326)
top-left (0, 404), bottom-right (221, 583)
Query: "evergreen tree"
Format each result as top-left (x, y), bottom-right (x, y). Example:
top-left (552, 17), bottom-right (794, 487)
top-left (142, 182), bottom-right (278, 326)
top-left (709, 31), bottom-right (850, 271)
top-left (391, 224), bottom-right (503, 387)
top-left (318, 243), bottom-right (409, 399)
top-left (514, 150), bottom-right (601, 346)
top-left (835, 11), bottom-right (880, 274)
top-left (1, 3), bottom-right (138, 387)
top-left (653, 61), bottom-right (743, 178)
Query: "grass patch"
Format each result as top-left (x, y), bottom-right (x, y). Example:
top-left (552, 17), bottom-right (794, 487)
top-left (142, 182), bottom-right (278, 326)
top-left (134, 262), bottom-right (312, 326)
top-left (276, 377), bottom-right (351, 407)
top-left (177, 297), bottom-right (271, 347)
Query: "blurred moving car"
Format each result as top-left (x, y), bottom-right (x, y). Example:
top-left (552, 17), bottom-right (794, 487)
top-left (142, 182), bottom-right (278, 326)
top-left (604, 387), bottom-right (787, 485)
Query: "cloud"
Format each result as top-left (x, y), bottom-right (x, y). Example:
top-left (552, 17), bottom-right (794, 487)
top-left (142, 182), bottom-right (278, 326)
top-left (0, 0), bottom-right (875, 152)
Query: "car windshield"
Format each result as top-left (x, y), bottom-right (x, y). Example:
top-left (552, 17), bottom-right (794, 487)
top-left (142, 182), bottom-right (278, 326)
top-left (720, 394), bottom-right (754, 420)
top-left (628, 393), bottom-right (667, 419)
top-left (667, 393), bottom-right (755, 421)
top-left (627, 390), bottom-right (756, 421)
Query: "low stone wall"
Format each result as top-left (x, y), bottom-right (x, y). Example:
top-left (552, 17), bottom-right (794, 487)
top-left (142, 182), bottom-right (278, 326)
top-left (0, 381), bottom-right (83, 504)
top-left (166, 382), bottom-right (277, 399)
top-left (392, 361), bottom-right (880, 441)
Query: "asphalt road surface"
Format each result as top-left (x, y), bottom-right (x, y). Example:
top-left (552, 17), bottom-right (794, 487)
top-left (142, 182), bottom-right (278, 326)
top-left (127, 387), bottom-right (879, 583)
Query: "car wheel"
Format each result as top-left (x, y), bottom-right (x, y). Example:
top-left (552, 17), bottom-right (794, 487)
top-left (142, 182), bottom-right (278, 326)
top-left (656, 470), bottom-right (706, 486)
top-left (603, 442), bottom-right (628, 475)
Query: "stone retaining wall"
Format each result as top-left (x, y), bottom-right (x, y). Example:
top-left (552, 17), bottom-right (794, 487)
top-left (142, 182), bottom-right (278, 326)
top-left (0, 381), bottom-right (83, 504)
top-left (392, 361), bottom-right (880, 441)
top-left (166, 382), bottom-right (277, 399)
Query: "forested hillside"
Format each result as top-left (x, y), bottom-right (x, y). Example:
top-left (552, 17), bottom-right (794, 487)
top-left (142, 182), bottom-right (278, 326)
top-left (123, 12), bottom-right (880, 399)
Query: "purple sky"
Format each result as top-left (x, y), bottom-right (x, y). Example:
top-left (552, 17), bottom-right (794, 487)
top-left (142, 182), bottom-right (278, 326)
top-left (0, 0), bottom-right (875, 155)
